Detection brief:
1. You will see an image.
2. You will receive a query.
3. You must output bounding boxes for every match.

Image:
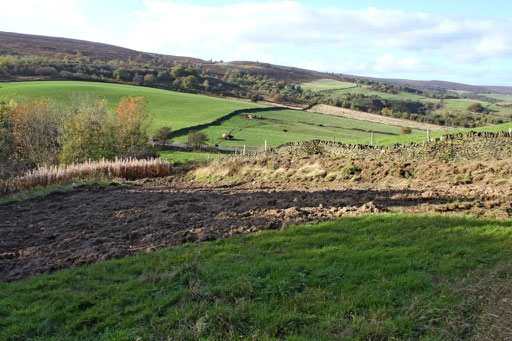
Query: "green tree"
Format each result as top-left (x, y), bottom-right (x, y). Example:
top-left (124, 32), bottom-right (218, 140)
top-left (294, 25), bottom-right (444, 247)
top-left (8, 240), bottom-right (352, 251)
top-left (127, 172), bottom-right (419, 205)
top-left (170, 64), bottom-right (187, 78)
top-left (182, 75), bottom-right (198, 90)
top-left (113, 68), bottom-right (131, 81)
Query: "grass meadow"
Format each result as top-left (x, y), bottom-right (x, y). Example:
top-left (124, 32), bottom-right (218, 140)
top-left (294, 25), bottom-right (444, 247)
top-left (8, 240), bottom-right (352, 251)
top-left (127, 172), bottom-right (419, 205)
top-left (173, 109), bottom-right (424, 148)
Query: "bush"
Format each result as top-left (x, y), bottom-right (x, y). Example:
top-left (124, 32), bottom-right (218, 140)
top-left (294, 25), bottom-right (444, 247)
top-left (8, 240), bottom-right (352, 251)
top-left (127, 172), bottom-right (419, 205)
top-left (153, 126), bottom-right (173, 147)
top-left (8, 98), bottom-right (64, 167)
top-left (113, 68), bottom-right (131, 81)
top-left (59, 96), bottom-right (152, 164)
top-left (187, 131), bottom-right (208, 148)
top-left (401, 127), bottom-right (412, 134)
top-left (59, 97), bottom-right (118, 164)
top-left (467, 102), bottom-right (485, 113)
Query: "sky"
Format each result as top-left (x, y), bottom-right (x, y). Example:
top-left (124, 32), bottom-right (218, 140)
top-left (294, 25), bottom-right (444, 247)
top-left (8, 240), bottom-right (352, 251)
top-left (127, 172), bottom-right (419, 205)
top-left (2, 0), bottom-right (512, 85)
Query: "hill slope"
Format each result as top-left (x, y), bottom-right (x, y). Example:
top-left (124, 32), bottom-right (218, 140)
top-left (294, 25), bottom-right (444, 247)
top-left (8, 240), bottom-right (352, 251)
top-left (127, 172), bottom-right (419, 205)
top-left (0, 81), bottom-right (263, 131)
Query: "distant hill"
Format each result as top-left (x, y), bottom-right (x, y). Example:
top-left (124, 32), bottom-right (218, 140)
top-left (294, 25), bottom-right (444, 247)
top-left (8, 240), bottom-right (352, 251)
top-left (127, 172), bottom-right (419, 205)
top-left (1, 31), bottom-right (510, 93)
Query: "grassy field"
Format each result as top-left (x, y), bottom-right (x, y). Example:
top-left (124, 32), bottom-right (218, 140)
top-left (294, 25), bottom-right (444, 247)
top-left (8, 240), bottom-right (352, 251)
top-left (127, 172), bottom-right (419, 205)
top-left (1, 214), bottom-right (511, 339)
top-left (174, 109), bottom-right (424, 148)
top-left (0, 81), bottom-right (263, 132)
top-left (159, 150), bottom-right (224, 163)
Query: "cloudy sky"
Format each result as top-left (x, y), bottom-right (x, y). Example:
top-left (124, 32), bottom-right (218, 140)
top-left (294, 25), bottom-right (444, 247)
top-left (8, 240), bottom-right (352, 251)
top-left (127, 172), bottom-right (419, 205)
top-left (2, 0), bottom-right (512, 85)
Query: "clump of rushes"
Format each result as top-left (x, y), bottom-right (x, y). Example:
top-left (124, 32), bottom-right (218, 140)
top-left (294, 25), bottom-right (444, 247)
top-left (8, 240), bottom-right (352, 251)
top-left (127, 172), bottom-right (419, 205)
top-left (2, 157), bottom-right (171, 194)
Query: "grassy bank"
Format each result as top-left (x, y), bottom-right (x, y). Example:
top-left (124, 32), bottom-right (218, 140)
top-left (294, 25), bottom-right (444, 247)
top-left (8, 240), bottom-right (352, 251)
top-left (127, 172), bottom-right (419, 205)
top-left (1, 214), bottom-right (511, 339)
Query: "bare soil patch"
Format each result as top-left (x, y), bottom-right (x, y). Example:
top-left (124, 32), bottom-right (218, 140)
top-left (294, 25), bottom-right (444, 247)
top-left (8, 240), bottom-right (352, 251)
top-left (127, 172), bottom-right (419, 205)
top-left (1, 177), bottom-right (510, 282)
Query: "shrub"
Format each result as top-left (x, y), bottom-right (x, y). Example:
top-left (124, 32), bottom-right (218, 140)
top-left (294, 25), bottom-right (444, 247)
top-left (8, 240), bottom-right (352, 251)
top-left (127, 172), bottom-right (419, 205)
top-left (401, 127), bottom-right (412, 134)
top-left (9, 98), bottom-right (64, 167)
top-left (187, 131), bottom-right (208, 148)
top-left (467, 102), bottom-right (485, 113)
top-left (270, 93), bottom-right (283, 103)
top-left (59, 97), bottom-right (118, 164)
top-left (113, 68), bottom-right (131, 81)
top-left (153, 126), bottom-right (173, 147)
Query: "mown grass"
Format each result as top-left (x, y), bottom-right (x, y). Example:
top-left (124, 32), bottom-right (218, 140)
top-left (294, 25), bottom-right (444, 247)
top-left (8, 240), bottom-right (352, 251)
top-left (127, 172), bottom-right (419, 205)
top-left (174, 109), bottom-right (424, 148)
top-left (2, 214), bottom-right (512, 339)
top-left (0, 81), bottom-right (263, 132)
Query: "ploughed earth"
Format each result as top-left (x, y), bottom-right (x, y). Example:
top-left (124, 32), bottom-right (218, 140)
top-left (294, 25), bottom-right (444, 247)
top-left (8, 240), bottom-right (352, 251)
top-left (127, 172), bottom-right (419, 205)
top-left (1, 177), bottom-right (511, 282)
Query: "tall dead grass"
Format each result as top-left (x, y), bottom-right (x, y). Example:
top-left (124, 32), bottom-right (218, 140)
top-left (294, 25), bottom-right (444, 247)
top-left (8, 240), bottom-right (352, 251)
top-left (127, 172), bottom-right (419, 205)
top-left (1, 158), bottom-right (172, 195)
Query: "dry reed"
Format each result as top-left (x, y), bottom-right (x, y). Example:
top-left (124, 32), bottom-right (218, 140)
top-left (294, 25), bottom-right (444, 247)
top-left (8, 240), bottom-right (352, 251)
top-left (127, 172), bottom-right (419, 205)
top-left (1, 158), bottom-right (172, 195)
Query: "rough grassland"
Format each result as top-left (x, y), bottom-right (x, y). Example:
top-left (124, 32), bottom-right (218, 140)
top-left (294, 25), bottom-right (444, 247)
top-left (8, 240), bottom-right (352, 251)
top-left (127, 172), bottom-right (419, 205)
top-left (0, 81), bottom-right (263, 132)
top-left (1, 214), bottom-right (511, 339)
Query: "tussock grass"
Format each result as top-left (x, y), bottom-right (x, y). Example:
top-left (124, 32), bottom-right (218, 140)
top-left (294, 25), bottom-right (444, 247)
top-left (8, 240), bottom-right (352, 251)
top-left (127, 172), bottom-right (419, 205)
top-left (1, 158), bottom-right (171, 194)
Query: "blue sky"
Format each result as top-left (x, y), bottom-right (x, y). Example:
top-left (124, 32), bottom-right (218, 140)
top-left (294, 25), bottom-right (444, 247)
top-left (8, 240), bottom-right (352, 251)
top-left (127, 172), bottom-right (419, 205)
top-left (2, 0), bottom-right (512, 85)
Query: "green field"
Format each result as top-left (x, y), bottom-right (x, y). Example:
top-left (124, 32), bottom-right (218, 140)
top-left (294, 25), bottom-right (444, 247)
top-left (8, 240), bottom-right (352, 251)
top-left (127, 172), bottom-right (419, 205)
top-left (174, 109), bottom-right (424, 148)
top-left (1, 214), bottom-right (511, 339)
top-left (159, 150), bottom-right (224, 163)
top-left (0, 81), bottom-right (263, 132)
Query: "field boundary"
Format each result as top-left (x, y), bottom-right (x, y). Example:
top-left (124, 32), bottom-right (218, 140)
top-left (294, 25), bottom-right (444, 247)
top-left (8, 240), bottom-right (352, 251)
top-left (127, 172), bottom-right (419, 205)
top-left (309, 104), bottom-right (452, 131)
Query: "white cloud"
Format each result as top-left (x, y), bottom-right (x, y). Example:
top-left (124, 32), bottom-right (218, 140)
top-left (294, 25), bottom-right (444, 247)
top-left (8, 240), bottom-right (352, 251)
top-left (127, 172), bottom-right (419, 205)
top-left (1, 0), bottom-right (86, 29)
top-left (1, 0), bottom-right (511, 84)
top-left (115, 1), bottom-right (512, 65)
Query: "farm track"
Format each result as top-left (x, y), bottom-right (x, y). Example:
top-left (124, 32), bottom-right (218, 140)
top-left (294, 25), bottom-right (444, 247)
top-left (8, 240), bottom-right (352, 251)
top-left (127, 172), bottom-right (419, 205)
top-left (309, 104), bottom-right (453, 131)
top-left (1, 179), bottom-right (511, 282)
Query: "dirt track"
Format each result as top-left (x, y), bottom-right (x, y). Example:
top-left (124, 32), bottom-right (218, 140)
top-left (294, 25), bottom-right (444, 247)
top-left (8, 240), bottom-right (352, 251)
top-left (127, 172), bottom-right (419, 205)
top-left (1, 178), bottom-right (510, 282)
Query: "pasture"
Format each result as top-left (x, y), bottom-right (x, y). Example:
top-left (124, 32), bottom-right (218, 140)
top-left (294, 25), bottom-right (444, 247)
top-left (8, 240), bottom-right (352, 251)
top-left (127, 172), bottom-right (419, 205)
top-left (173, 109), bottom-right (424, 148)
top-left (0, 81), bottom-right (263, 132)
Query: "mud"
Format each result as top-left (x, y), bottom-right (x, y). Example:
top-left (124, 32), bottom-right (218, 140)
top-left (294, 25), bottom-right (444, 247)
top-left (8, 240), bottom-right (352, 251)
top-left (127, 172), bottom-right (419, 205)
top-left (1, 179), bottom-right (511, 282)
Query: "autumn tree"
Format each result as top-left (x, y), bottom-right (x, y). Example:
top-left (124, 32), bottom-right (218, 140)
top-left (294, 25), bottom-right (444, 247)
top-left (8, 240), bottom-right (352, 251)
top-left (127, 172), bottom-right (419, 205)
top-left (115, 96), bottom-right (151, 153)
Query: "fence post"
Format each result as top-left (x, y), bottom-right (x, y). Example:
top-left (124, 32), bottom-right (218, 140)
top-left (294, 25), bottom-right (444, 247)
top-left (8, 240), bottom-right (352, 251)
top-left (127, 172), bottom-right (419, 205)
top-left (370, 132), bottom-right (374, 146)
top-left (264, 140), bottom-right (267, 151)
top-left (427, 129), bottom-right (431, 142)
top-left (243, 145), bottom-right (246, 156)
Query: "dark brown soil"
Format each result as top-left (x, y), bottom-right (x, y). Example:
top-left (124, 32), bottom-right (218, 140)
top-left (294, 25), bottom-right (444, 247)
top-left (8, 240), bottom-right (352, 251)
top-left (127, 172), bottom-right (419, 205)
top-left (1, 179), bottom-right (510, 282)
